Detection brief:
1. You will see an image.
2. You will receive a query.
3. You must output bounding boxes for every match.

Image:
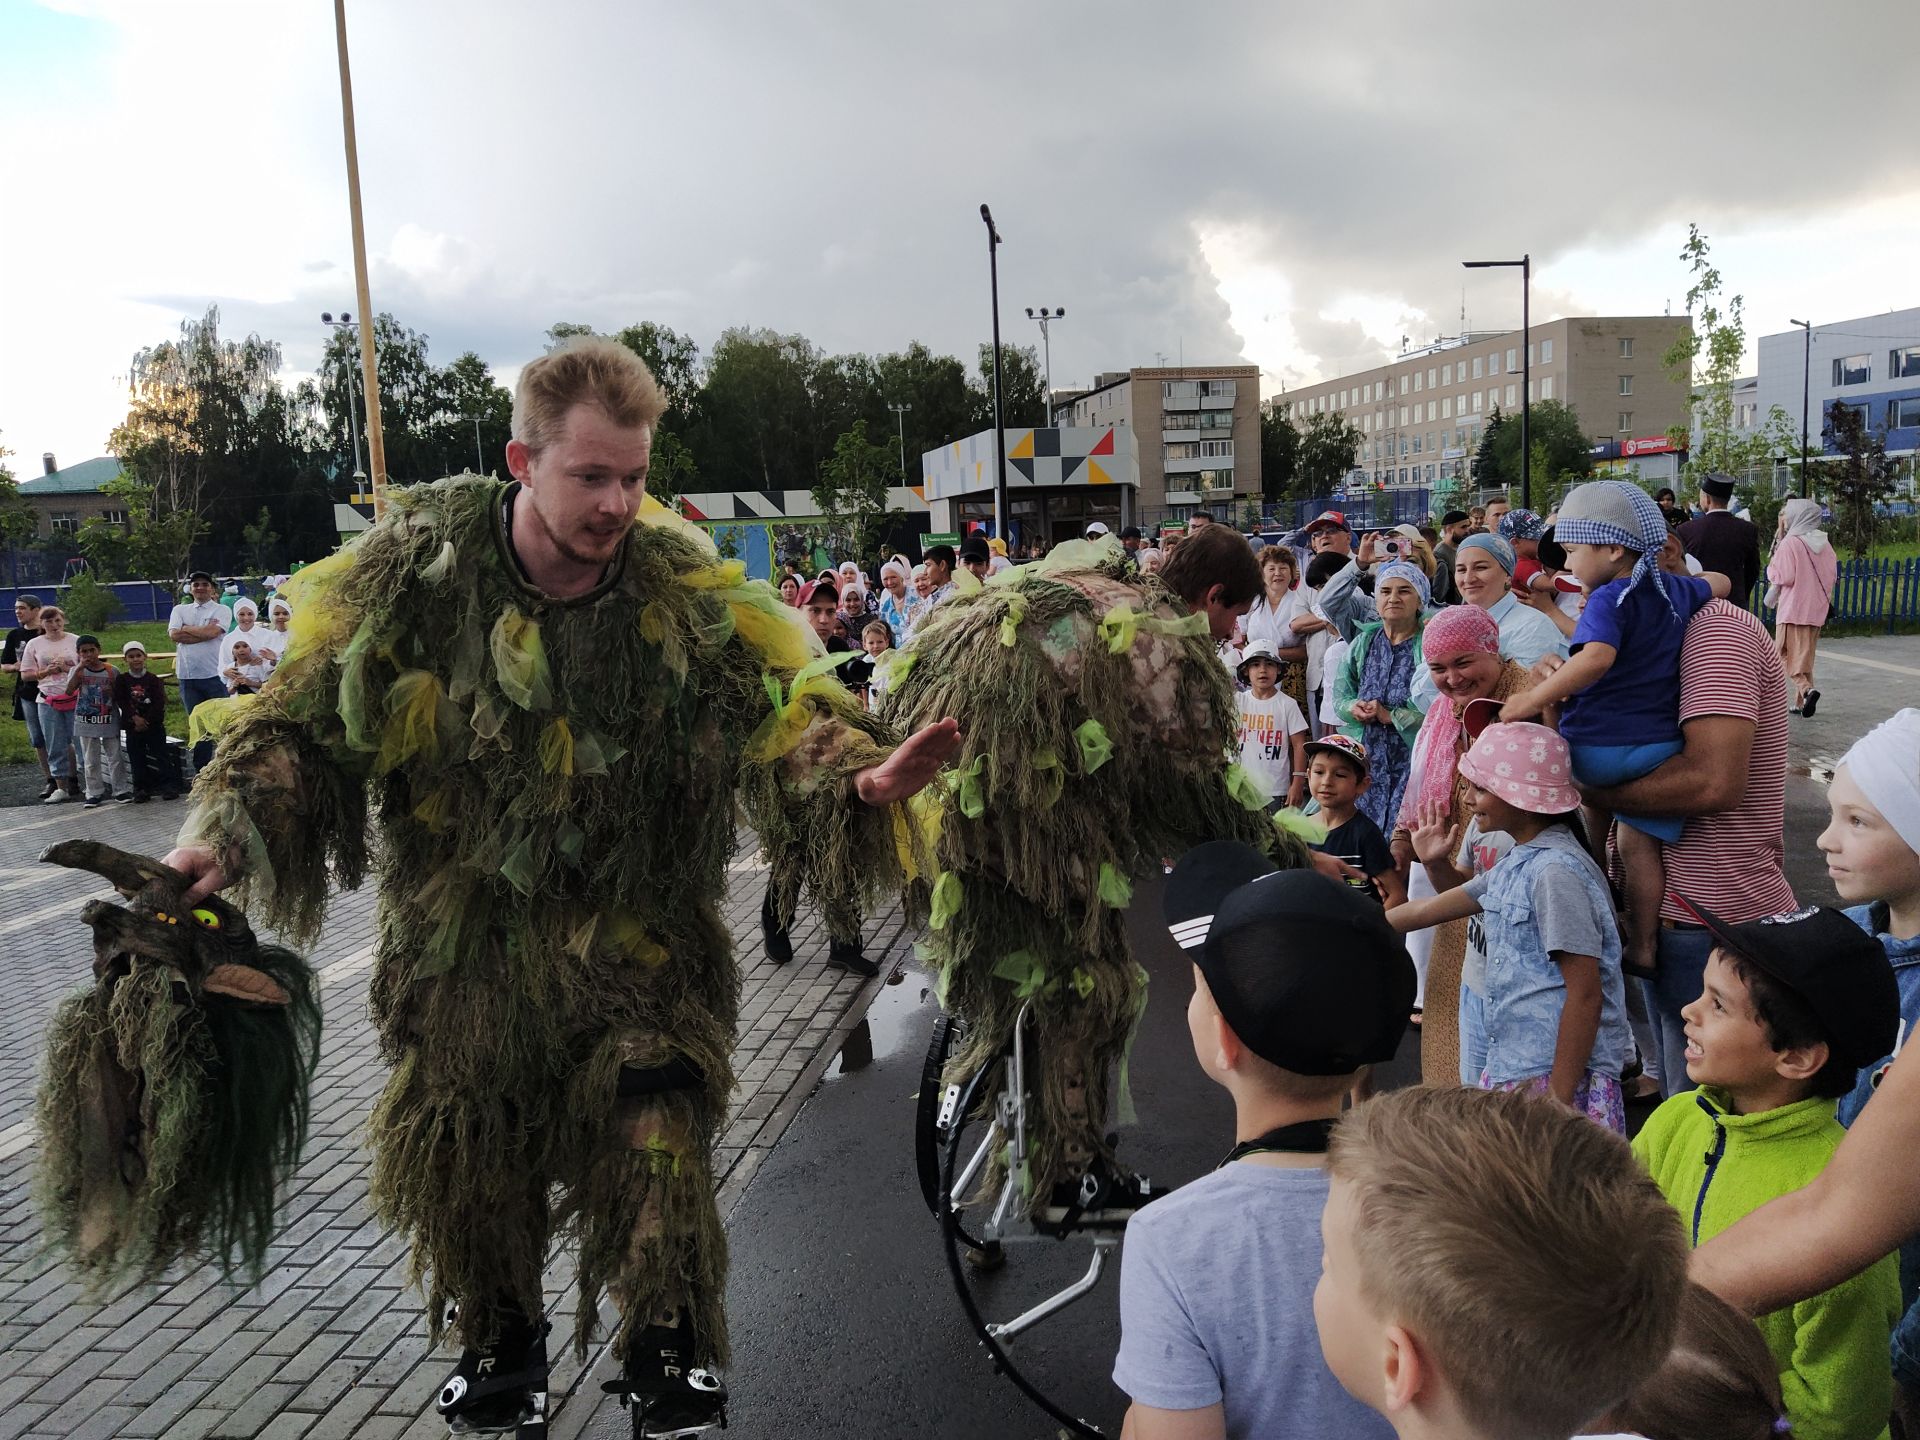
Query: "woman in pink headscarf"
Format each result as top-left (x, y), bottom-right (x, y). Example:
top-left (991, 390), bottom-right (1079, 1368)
top-left (1392, 604), bottom-right (1534, 1086)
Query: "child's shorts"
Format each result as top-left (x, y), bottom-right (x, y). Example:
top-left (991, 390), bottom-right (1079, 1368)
top-left (1482, 1069), bottom-right (1626, 1134)
top-left (1567, 740), bottom-right (1684, 843)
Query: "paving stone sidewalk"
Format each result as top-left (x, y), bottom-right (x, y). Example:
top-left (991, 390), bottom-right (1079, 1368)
top-left (0, 799), bottom-right (906, 1440)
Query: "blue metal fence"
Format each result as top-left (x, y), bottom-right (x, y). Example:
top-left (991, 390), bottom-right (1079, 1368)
top-left (1769, 556), bottom-right (1920, 630)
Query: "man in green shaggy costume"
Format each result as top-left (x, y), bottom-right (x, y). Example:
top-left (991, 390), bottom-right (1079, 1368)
top-left (164, 337), bottom-right (958, 1438)
top-left (884, 523), bottom-right (1313, 1226)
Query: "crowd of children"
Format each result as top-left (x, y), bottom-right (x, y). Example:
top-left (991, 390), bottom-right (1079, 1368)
top-left (1113, 696), bottom-right (1920, 1440)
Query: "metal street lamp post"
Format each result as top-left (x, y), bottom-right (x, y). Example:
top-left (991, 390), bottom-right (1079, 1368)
top-left (887, 401), bottom-right (913, 482)
top-left (1790, 319), bottom-right (1813, 497)
top-left (1025, 306), bottom-right (1065, 424)
top-left (320, 311), bottom-right (367, 491)
top-left (471, 414), bottom-right (486, 475)
top-left (981, 204), bottom-right (1008, 538)
top-left (1463, 254), bottom-right (1531, 510)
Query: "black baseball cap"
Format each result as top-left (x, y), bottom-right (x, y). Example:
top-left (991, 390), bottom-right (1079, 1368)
top-left (188, 569), bottom-right (214, 583)
top-left (1119, 525), bottom-right (1143, 541)
top-left (958, 534), bottom-right (991, 562)
top-left (1164, 842), bottom-right (1414, 1075)
top-left (1673, 895), bottom-right (1900, 1069)
top-left (1441, 510), bottom-right (1470, 526)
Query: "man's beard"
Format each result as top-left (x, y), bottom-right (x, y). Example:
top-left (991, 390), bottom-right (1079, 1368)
top-left (532, 496), bottom-right (628, 568)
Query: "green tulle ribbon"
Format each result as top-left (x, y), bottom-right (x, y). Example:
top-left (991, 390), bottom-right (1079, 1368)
top-left (1097, 862), bottom-right (1133, 909)
top-left (1099, 604), bottom-right (1140, 655)
top-left (1070, 967), bottom-right (1096, 1000)
top-left (1223, 762), bottom-right (1269, 812)
top-left (1075, 718), bottom-right (1113, 774)
top-left (929, 871), bottom-right (963, 930)
top-left (998, 593), bottom-right (1028, 648)
top-left (1273, 806), bottom-right (1329, 845)
top-left (746, 650), bottom-right (862, 761)
top-left (949, 752), bottom-right (992, 819)
top-left (992, 949), bottom-right (1049, 999)
top-left (538, 715), bottom-right (575, 776)
top-left (490, 609), bottom-right (552, 711)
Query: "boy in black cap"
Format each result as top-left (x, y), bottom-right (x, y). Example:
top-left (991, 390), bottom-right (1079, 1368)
top-left (957, 532), bottom-right (992, 583)
top-left (1112, 843), bottom-right (1410, 1440)
top-left (1632, 898), bottom-right (1901, 1439)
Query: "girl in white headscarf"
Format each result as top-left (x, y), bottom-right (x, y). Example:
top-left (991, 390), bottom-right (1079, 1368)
top-left (1768, 497), bottom-right (1839, 716)
top-left (217, 598), bottom-right (263, 671)
top-left (260, 598), bottom-right (293, 674)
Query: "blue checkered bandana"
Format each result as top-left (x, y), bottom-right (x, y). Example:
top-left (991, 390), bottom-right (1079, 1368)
top-left (1553, 480), bottom-right (1676, 616)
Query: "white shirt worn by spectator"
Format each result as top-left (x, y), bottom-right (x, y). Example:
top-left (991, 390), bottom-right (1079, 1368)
top-left (225, 659), bottom-right (270, 692)
top-left (168, 598), bottom-right (232, 680)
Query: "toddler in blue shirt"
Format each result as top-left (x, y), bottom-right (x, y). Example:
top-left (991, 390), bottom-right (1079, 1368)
top-left (1500, 480), bottom-right (1729, 978)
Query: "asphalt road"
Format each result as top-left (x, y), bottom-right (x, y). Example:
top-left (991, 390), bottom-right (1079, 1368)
top-left (580, 633), bottom-right (1920, 1440)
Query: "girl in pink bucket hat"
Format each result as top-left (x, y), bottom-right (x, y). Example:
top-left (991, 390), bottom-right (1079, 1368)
top-left (1387, 720), bottom-right (1635, 1131)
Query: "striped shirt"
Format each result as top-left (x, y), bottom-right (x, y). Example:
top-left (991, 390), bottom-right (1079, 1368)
top-left (1660, 600), bottom-right (1794, 923)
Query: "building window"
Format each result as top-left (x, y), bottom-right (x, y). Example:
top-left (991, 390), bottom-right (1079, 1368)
top-left (1413, 435), bottom-right (1423, 454)
top-left (1506, 347), bottom-right (1518, 371)
top-left (1542, 339), bottom-right (1554, 363)
top-left (1442, 397), bottom-right (1453, 418)
top-left (50, 512), bottom-right (77, 533)
top-left (1199, 439), bottom-right (1235, 458)
top-left (1427, 367), bottom-right (1437, 389)
top-left (101, 508), bottom-right (127, 526)
top-left (1442, 364), bottom-right (1453, 385)
top-left (1618, 375), bottom-right (1634, 395)
top-left (1890, 397), bottom-right (1920, 429)
top-left (1618, 411), bottom-right (1633, 432)
top-left (1165, 442), bottom-right (1200, 460)
top-left (1472, 390), bottom-right (1483, 413)
top-left (1619, 337), bottom-right (1634, 358)
top-left (1471, 357), bottom-right (1483, 379)
top-left (1413, 372), bottom-right (1423, 393)
top-left (1542, 377), bottom-right (1555, 401)
top-left (1489, 352), bottom-right (1502, 376)
top-left (1892, 347), bottom-right (1920, 379)
top-left (1834, 354), bottom-right (1871, 386)
top-left (1505, 384), bottom-right (1516, 407)
top-left (1526, 343), bottom-right (1534, 367)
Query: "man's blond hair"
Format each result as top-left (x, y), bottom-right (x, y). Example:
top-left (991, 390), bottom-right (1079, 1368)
top-left (1327, 1087), bottom-right (1685, 1440)
top-left (512, 335), bottom-right (667, 451)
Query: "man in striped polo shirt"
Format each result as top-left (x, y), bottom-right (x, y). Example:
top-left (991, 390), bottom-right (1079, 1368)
top-left (1579, 548), bottom-right (1792, 1095)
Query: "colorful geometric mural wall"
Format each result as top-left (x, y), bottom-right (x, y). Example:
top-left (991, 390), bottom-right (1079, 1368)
top-left (920, 427), bottom-right (1138, 501)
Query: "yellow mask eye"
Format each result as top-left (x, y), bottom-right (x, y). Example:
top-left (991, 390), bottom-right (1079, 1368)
top-left (191, 908), bottom-right (223, 930)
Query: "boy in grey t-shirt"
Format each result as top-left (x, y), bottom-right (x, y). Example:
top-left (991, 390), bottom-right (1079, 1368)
top-left (1115, 847), bottom-right (1415, 1440)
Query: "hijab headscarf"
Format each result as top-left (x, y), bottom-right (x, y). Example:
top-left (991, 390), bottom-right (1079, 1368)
top-left (1402, 605), bottom-right (1504, 824)
top-left (1375, 559), bottom-right (1432, 611)
top-left (1456, 532), bottom-right (1515, 574)
top-left (1781, 497), bottom-right (1831, 555)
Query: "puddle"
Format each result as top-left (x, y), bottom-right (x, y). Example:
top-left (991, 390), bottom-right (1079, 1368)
top-left (828, 965), bottom-right (938, 1078)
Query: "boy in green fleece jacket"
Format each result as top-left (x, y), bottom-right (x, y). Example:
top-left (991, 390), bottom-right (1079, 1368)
top-left (1633, 898), bottom-right (1902, 1440)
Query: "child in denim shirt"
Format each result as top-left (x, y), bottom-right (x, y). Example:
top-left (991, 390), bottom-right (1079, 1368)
top-left (1391, 721), bottom-right (1632, 1130)
top-left (1818, 708), bottom-right (1920, 1426)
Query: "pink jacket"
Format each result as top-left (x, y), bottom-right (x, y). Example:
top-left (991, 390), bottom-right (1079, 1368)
top-left (1766, 534), bottom-right (1837, 626)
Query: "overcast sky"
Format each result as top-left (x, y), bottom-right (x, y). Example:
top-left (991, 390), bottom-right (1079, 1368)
top-left (5, 0), bottom-right (1919, 470)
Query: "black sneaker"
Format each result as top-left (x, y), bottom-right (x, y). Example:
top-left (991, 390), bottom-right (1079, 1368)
top-left (1034, 1161), bottom-right (1165, 1234)
top-left (1801, 689), bottom-right (1821, 718)
top-left (437, 1313), bottom-right (549, 1436)
top-left (83, 796), bottom-right (104, 809)
top-left (602, 1320), bottom-right (727, 1437)
top-left (826, 936), bottom-right (877, 978)
top-left (115, 792), bottom-right (135, 805)
top-left (760, 888), bottom-right (793, 966)
top-left (133, 792), bottom-right (151, 804)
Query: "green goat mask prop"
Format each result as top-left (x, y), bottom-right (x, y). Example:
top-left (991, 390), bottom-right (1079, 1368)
top-left (34, 840), bottom-right (322, 1290)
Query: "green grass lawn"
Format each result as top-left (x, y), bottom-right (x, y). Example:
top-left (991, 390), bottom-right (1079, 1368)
top-left (3, 621), bottom-right (192, 765)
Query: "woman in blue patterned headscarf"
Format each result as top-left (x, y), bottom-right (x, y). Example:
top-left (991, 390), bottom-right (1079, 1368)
top-left (1331, 560), bottom-right (1434, 829)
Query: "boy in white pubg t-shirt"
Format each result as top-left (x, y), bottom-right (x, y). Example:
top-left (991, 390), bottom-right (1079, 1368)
top-left (1236, 639), bottom-right (1309, 810)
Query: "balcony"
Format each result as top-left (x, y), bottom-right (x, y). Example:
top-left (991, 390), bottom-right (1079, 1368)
top-left (1164, 454), bottom-right (1234, 476)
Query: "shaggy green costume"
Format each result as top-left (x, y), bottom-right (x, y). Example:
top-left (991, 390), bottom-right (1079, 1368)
top-left (883, 542), bottom-right (1309, 1203)
top-left (179, 475), bottom-right (908, 1366)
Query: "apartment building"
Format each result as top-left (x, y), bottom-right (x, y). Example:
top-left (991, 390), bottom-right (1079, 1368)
top-left (1057, 364), bottom-right (1262, 514)
top-left (1755, 306), bottom-right (1920, 460)
top-left (1272, 317), bottom-right (1691, 488)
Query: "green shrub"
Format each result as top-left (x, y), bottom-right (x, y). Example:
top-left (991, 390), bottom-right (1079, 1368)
top-left (61, 571), bottom-right (120, 634)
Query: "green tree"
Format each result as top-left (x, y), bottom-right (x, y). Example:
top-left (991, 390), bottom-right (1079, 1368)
top-left (967, 344), bottom-right (1045, 432)
top-left (687, 328), bottom-right (827, 494)
top-left (1484, 399), bottom-right (1594, 509)
top-left (60, 570), bottom-right (120, 632)
top-left (1260, 403), bottom-right (1299, 502)
top-left (1818, 402), bottom-right (1897, 556)
top-left (873, 342), bottom-right (973, 484)
top-left (0, 435), bottom-right (35, 555)
top-left (1473, 407), bottom-right (1512, 493)
top-left (435, 351), bottom-right (514, 479)
top-left (1662, 224), bottom-right (1802, 497)
top-left (1295, 411), bottom-right (1364, 495)
top-left (812, 420), bottom-right (902, 566)
top-left (318, 314), bottom-right (447, 483)
top-left (242, 506), bottom-right (280, 572)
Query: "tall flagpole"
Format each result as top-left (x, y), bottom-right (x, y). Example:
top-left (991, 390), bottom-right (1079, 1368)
top-left (333, 0), bottom-right (389, 517)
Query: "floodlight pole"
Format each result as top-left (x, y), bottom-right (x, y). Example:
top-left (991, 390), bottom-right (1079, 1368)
top-left (1790, 319), bottom-right (1813, 497)
top-left (1463, 255), bottom-right (1530, 510)
top-left (983, 205), bottom-right (1007, 539)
